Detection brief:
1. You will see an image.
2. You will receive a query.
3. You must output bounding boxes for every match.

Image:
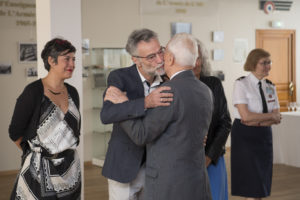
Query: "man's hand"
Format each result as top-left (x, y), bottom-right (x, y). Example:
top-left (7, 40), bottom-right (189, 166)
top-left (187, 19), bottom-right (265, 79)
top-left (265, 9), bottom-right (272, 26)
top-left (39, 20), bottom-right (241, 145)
top-left (104, 86), bottom-right (128, 104)
top-left (145, 86), bottom-right (173, 108)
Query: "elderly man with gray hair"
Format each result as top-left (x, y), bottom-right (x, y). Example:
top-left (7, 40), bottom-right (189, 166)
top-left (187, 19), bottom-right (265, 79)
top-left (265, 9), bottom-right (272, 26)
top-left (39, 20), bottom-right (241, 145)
top-left (106, 33), bottom-right (213, 200)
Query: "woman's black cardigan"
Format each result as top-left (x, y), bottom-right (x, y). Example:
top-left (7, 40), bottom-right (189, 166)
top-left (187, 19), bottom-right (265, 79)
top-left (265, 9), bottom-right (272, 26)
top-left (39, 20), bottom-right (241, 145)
top-left (200, 75), bottom-right (232, 164)
top-left (8, 79), bottom-right (81, 148)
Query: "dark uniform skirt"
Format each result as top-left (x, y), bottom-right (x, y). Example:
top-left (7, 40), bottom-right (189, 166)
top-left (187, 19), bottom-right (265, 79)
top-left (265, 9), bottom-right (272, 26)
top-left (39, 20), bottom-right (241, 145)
top-left (231, 119), bottom-right (273, 198)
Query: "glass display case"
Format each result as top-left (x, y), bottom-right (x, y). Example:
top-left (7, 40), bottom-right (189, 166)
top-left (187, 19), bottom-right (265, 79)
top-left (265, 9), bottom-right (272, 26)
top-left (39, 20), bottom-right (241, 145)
top-left (82, 48), bottom-right (132, 166)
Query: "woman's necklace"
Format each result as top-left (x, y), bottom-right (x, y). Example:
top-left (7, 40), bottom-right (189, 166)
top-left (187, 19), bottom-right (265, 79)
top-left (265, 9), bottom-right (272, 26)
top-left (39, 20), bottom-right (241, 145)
top-left (48, 89), bottom-right (62, 95)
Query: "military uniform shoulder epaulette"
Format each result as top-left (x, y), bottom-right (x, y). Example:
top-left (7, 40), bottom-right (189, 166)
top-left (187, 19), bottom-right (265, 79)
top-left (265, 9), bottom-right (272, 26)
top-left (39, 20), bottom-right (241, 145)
top-left (265, 79), bottom-right (274, 85)
top-left (236, 76), bottom-right (245, 81)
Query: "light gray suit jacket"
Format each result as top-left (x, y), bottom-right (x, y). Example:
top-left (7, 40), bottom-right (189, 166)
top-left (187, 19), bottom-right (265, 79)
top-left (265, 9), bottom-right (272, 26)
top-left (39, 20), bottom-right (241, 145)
top-left (120, 70), bottom-right (213, 200)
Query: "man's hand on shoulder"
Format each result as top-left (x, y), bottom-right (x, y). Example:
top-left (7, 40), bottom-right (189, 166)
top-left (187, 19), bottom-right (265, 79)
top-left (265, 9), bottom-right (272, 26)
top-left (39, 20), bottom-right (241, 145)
top-left (145, 86), bottom-right (173, 109)
top-left (104, 86), bottom-right (128, 104)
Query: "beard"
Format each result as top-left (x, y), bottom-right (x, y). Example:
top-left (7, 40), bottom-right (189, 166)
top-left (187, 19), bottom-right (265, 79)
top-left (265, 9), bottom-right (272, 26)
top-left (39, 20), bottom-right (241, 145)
top-left (155, 64), bottom-right (165, 76)
top-left (141, 62), bottom-right (165, 77)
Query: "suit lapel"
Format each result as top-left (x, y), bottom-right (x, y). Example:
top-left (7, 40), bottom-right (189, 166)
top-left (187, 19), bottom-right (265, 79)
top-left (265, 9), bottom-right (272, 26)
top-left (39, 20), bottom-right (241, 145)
top-left (129, 65), bottom-right (145, 97)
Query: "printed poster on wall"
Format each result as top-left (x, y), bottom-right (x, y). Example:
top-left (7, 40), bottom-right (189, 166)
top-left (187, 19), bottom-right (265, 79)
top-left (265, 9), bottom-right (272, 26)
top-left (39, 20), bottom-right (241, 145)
top-left (233, 39), bottom-right (248, 63)
top-left (140, 0), bottom-right (218, 16)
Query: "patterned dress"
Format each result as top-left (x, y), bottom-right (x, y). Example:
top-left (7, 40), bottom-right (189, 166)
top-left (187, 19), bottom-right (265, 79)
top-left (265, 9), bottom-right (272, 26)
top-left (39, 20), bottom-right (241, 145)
top-left (11, 95), bottom-right (81, 200)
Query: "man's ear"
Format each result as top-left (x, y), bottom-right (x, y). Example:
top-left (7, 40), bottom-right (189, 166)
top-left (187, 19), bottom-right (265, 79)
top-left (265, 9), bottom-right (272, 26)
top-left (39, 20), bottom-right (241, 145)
top-left (132, 56), bottom-right (139, 65)
top-left (168, 53), bottom-right (175, 65)
top-left (195, 57), bottom-right (201, 69)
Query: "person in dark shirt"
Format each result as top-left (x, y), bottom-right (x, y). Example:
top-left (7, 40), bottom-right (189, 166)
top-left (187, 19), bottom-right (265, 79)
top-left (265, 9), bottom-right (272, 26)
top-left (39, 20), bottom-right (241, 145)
top-left (193, 39), bottom-right (232, 200)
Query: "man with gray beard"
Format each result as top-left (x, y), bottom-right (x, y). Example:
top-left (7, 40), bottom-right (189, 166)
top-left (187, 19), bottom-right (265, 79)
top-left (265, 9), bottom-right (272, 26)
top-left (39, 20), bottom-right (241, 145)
top-left (100, 28), bottom-right (173, 200)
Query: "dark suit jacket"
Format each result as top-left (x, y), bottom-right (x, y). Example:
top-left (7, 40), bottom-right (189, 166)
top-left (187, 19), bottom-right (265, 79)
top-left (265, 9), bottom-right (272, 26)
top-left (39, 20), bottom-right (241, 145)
top-left (100, 64), bottom-right (147, 183)
top-left (120, 70), bottom-right (213, 200)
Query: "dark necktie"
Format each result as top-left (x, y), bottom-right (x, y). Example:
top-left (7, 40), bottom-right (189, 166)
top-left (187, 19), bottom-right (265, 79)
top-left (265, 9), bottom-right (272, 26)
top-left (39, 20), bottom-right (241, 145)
top-left (258, 81), bottom-right (268, 113)
top-left (145, 81), bottom-right (150, 88)
top-left (145, 81), bottom-right (151, 93)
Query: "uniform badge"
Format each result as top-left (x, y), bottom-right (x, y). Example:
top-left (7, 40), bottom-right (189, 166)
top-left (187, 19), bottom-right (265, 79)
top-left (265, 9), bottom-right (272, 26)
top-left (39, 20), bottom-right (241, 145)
top-left (266, 86), bottom-right (274, 95)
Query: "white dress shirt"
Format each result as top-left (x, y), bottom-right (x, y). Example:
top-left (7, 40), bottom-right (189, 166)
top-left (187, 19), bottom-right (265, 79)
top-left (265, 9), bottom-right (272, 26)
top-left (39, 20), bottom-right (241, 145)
top-left (232, 73), bottom-right (280, 119)
top-left (136, 66), bottom-right (163, 96)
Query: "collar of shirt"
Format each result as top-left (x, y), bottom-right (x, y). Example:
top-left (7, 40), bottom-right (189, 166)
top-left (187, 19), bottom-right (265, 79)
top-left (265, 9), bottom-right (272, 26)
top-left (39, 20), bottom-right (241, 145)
top-left (170, 70), bottom-right (187, 80)
top-left (136, 66), bottom-right (163, 96)
top-left (249, 72), bottom-right (265, 88)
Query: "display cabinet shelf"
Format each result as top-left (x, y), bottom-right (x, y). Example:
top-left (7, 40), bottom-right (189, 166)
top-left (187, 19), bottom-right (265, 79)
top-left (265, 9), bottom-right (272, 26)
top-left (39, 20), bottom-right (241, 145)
top-left (82, 47), bottom-right (132, 167)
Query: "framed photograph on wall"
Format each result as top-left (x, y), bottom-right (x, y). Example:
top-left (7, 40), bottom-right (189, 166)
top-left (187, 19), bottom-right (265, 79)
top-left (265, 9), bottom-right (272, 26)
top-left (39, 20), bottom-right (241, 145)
top-left (19, 43), bottom-right (37, 63)
top-left (171, 22), bottom-right (192, 37)
top-left (26, 67), bottom-right (37, 77)
top-left (0, 62), bottom-right (12, 74)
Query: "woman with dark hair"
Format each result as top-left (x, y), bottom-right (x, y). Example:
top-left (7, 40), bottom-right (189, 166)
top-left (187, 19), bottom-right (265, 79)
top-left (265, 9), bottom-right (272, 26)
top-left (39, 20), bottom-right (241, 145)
top-left (9, 38), bottom-right (81, 199)
top-left (231, 48), bottom-right (281, 200)
top-left (193, 39), bottom-right (231, 200)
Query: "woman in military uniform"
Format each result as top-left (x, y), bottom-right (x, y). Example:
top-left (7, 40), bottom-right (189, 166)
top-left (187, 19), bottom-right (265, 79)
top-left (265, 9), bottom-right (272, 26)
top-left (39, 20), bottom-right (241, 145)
top-left (231, 48), bottom-right (281, 200)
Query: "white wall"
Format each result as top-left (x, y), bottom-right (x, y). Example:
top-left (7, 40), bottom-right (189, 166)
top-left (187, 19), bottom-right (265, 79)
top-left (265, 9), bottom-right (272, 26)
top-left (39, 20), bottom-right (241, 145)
top-left (0, 0), bottom-right (36, 171)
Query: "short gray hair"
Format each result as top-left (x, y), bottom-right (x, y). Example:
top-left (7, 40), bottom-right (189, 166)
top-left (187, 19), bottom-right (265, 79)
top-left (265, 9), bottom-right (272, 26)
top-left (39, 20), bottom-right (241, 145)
top-left (196, 39), bottom-right (211, 76)
top-left (167, 33), bottom-right (198, 67)
top-left (125, 29), bottom-right (158, 56)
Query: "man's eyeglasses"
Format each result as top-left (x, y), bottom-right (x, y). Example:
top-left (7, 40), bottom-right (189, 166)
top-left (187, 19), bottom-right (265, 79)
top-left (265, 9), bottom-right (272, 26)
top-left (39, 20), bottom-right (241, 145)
top-left (133, 47), bottom-right (165, 62)
top-left (259, 60), bottom-right (272, 66)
